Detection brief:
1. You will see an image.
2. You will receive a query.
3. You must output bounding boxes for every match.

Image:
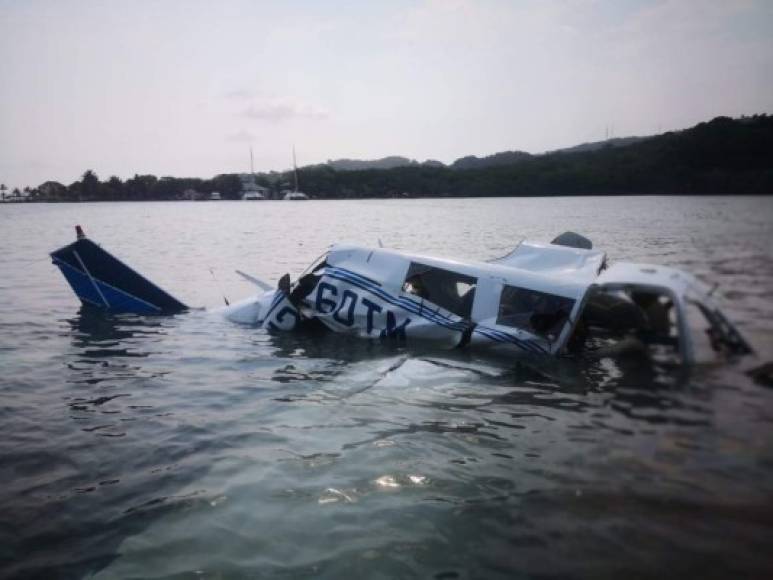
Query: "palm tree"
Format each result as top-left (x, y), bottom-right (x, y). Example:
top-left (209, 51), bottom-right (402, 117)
top-left (81, 170), bottom-right (100, 200)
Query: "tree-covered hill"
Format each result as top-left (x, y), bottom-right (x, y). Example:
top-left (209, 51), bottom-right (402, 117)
top-left (450, 150), bottom-right (532, 170)
top-left (295, 115), bottom-right (772, 198)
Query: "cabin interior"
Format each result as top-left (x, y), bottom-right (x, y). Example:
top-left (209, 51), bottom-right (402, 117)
top-left (402, 262), bottom-right (477, 318)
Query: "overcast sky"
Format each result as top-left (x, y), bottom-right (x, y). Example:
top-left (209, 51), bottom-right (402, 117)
top-left (1, 0), bottom-right (772, 188)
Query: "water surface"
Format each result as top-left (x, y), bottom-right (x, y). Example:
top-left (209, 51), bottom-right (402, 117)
top-left (1, 197), bottom-right (772, 579)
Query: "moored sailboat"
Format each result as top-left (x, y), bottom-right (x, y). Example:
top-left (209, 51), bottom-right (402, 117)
top-left (283, 146), bottom-right (309, 200)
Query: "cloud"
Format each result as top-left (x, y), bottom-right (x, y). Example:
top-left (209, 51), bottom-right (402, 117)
top-left (238, 96), bottom-right (329, 122)
top-left (223, 89), bottom-right (255, 99)
top-left (225, 130), bottom-right (256, 142)
top-left (390, 0), bottom-right (508, 44)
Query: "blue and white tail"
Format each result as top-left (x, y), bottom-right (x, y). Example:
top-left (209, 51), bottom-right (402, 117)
top-left (50, 226), bottom-right (188, 314)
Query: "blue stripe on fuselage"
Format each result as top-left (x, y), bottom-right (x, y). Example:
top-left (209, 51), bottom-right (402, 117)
top-left (323, 267), bottom-right (467, 333)
top-left (326, 266), bottom-right (547, 355)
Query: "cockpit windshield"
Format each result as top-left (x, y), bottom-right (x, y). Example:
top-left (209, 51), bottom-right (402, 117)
top-left (568, 286), bottom-right (680, 359)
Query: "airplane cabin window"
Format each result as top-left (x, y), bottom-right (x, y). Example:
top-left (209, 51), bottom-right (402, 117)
top-left (497, 285), bottom-right (575, 339)
top-left (402, 262), bottom-right (477, 318)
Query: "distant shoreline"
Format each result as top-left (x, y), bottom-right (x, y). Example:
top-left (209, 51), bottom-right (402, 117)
top-left (3, 192), bottom-right (771, 205)
top-left (3, 114), bottom-right (771, 202)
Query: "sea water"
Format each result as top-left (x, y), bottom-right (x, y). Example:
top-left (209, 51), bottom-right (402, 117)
top-left (1, 196), bottom-right (772, 579)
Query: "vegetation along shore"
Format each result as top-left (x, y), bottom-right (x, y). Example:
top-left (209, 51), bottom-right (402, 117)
top-left (3, 114), bottom-right (771, 203)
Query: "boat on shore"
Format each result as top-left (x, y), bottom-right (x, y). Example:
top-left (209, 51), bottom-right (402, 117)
top-left (282, 191), bottom-right (309, 201)
top-left (50, 227), bottom-right (753, 364)
top-left (283, 146), bottom-right (309, 200)
top-left (241, 148), bottom-right (267, 200)
top-left (242, 191), bottom-right (266, 200)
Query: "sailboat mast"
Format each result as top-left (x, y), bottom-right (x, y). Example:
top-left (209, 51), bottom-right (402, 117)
top-left (250, 146), bottom-right (254, 175)
top-left (292, 145), bottom-right (299, 192)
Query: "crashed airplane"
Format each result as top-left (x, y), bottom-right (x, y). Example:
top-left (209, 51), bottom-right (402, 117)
top-left (51, 226), bottom-right (752, 364)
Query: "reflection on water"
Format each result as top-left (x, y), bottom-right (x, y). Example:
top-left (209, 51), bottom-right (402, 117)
top-left (68, 306), bottom-right (161, 342)
top-left (1, 198), bottom-right (772, 579)
top-left (64, 308), bottom-right (171, 389)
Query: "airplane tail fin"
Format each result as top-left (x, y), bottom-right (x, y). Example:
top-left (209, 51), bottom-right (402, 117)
top-left (50, 226), bottom-right (187, 314)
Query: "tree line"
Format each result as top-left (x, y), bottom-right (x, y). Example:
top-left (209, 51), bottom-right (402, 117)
top-left (8, 114), bottom-right (773, 203)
